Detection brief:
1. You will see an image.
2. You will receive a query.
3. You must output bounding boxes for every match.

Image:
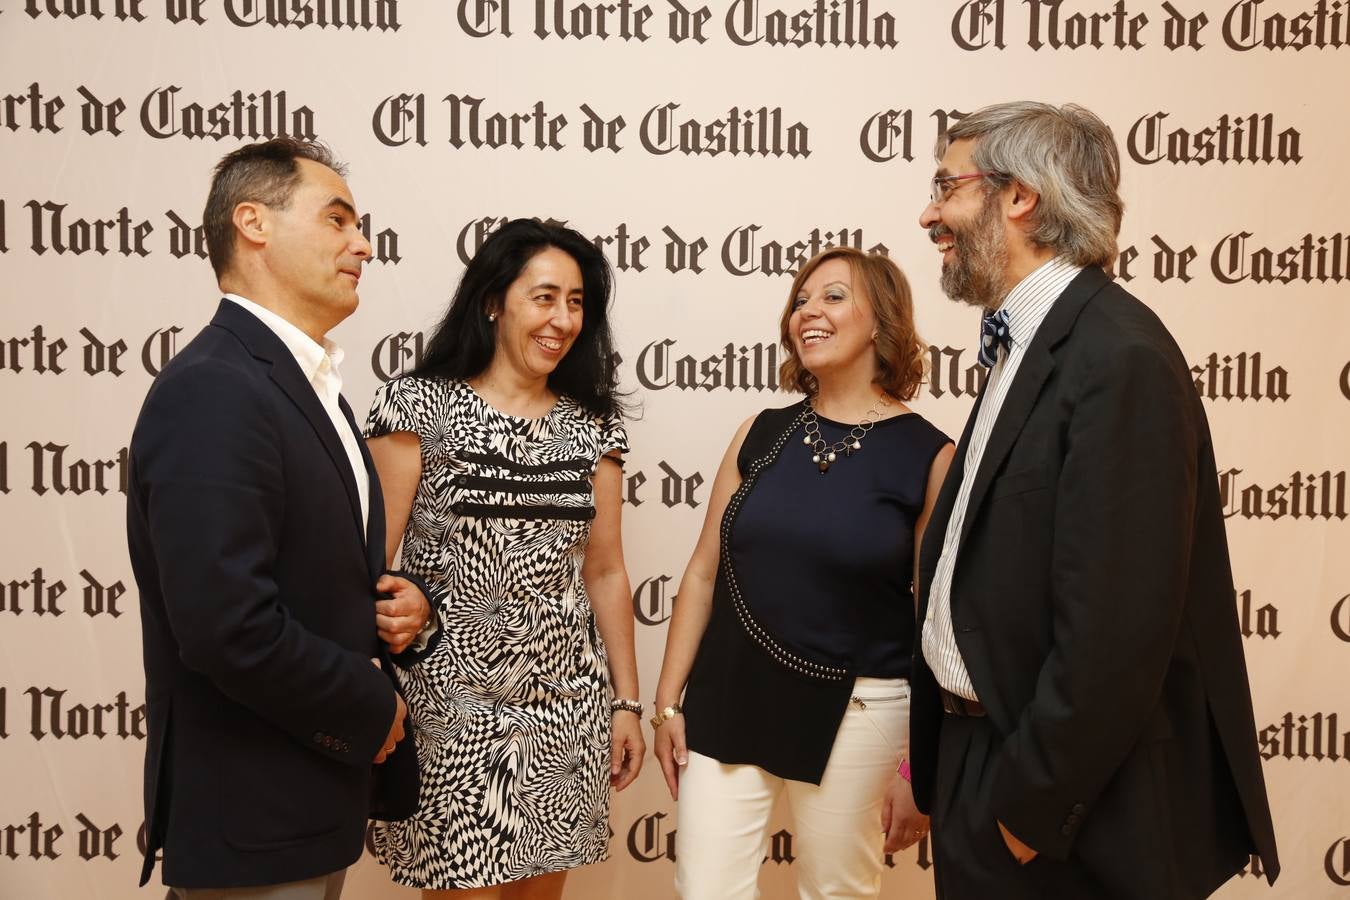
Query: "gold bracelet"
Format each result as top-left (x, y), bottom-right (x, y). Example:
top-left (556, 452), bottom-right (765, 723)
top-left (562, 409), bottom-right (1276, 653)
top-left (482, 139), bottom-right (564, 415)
top-left (649, 703), bottom-right (682, 730)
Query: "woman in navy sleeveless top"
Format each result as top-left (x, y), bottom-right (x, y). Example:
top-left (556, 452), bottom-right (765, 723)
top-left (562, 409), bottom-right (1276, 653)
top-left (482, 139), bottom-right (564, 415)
top-left (652, 247), bottom-right (955, 899)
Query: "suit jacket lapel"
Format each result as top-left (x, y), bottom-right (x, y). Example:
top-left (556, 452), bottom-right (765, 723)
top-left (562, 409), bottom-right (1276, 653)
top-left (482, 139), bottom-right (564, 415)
top-left (956, 267), bottom-right (1110, 553)
top-left (210, 300), bottom-right (367, 549)
top-left (340, 395), bottom-right (388, 582)
top-left (956, 348), bottom-right (1055, 552)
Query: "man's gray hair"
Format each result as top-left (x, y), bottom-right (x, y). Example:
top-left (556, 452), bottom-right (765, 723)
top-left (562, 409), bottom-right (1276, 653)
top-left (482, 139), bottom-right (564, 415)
top-left (937, 102), bottom-right (1124, 269)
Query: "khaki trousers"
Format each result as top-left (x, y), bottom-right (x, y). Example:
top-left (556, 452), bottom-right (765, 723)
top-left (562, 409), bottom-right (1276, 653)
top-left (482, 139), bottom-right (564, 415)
top-left (166, 869), bottom-right (346, 900)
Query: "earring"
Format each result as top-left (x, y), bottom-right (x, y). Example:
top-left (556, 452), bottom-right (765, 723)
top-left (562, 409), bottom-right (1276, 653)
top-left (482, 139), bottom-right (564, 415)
top-left (488, 312), bottom-right (497, 322)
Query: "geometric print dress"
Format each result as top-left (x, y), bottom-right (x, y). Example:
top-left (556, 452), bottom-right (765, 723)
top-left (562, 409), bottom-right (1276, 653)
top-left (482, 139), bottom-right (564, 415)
top-left (363, 376), bottom-right (627, 889)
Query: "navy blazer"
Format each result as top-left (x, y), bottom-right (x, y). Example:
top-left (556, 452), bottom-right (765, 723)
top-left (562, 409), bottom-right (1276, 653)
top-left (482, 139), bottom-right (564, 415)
top-left (127, 300), bottom-right (433, 889)
top-left (909, 268), bottom-right (1278, 897)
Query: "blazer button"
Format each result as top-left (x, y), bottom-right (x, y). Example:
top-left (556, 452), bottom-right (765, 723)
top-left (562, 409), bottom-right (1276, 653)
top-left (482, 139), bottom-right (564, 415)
top-left (455, 475), bottom-right (467, 486)
top-left (1061, 824), bottom-right (1072, 836)
top-left (1072, 803), bottom-right (1086, 815)
top-left (313, 731), bottom-right (325, 744)
top-left (1067, 814), bottom-right (1080, 825)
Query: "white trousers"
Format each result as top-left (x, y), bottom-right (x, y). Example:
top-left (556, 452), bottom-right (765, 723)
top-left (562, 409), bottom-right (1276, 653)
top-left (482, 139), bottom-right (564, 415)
top-left (675, 677), bottom-right (910, 900)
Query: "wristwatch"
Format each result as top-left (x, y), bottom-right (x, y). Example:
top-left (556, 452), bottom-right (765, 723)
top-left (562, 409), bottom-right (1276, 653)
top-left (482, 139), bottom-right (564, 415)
top-left (649, 703), bottom-right (682, 730)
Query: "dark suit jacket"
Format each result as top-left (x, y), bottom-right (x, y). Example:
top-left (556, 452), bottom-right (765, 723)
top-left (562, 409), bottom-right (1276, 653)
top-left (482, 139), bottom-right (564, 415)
top-left (910, 267), bottom-right (1279, 898)
top-left (127, 300), bottom-right (429, 888)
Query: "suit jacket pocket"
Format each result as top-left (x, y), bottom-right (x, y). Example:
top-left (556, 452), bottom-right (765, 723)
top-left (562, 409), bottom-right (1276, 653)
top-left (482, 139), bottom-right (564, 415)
top-left (990, 466), bottom-right (1049, 500)
top-left (226, 821), bottom-right (346, 853)
top-left (220, 738), bottom-right (355, 852)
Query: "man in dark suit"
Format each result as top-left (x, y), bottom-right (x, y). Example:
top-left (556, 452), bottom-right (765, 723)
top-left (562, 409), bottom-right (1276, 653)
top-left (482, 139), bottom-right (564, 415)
top-left (127, 139), bottom-right (438, 898)
top-left (909, 102), bottom-right (1279, 899)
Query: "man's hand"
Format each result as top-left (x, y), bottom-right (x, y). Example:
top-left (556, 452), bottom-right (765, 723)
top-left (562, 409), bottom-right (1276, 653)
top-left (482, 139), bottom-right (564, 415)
top-left (881, 773), bottom-right (929, 853)
top-left (374, 690), bottom-right (407, 765)
top-left (375, 574), bottom-right (431, 655)
top-left (997, 819), bottom-right (1038, 865)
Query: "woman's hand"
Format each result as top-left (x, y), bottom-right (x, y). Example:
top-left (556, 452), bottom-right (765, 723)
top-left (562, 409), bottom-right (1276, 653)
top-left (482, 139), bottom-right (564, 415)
top-left (610, 711), bottom-right (646, 791)
top-left (652, 713), bottom-right (688, 800)
top-left (881, 772), bottom-right (930, 853)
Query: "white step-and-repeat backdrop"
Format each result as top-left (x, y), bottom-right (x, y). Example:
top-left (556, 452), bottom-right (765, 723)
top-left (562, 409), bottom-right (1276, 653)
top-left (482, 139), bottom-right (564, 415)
top-left (2, 1), bottom-right (1348, 897)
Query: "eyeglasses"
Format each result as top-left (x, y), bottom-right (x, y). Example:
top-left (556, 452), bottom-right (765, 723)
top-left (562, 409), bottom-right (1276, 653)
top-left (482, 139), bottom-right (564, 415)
top-left (930, 171), bottom-right (1004, 205)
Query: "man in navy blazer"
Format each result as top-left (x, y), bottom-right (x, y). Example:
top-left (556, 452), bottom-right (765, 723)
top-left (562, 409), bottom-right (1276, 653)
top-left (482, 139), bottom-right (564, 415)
top-left (127, 139), bottom-right (439, 898)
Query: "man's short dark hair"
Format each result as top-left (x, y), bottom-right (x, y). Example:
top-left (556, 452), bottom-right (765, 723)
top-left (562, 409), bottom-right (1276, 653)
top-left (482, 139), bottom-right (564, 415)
top-left (202, 138), bottom-right (346, 279)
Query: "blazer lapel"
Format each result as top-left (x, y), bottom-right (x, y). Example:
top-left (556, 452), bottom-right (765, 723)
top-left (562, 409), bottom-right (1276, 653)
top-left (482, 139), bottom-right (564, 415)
top-left (340, 395), bottom-right (388, 583)
top-left (956, 267), bottom-right (1110, 552)
top-left (210, 300), bottom-right (366, 549)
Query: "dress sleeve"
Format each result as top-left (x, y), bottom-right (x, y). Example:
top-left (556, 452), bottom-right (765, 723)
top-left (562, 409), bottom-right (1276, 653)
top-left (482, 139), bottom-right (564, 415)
top-left (598, 408), bottom-right (629, 464)
top-left (364, 376), bottom-right (423, 440)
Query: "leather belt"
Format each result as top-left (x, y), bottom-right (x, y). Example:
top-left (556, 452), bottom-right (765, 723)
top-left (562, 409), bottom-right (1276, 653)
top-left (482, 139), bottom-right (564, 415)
top-left (940, 688), bottom-right (987, 717)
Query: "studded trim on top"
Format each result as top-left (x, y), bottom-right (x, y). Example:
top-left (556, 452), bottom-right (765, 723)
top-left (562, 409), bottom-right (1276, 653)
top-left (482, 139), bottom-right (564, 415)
top-left (719, 408), bottom-right (850, 683)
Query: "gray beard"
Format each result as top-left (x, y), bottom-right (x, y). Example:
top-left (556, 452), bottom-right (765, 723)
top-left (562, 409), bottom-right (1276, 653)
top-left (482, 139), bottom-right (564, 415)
top-left (939, 197), bottom-right (1010, 311)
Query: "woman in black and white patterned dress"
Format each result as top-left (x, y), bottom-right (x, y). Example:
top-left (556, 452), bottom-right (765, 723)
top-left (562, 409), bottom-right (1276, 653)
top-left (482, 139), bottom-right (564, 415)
top-left (364, 219), bottom-right (644, 899)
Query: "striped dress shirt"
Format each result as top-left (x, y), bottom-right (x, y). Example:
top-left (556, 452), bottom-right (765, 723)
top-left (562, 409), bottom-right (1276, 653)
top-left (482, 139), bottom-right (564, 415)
top-left (921, 256), bottom-right (1083, 700)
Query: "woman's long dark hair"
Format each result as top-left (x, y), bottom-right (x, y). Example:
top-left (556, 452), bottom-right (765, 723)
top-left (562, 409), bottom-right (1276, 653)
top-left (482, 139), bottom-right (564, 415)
top-left (411, 218), bottom-right (625, 418)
